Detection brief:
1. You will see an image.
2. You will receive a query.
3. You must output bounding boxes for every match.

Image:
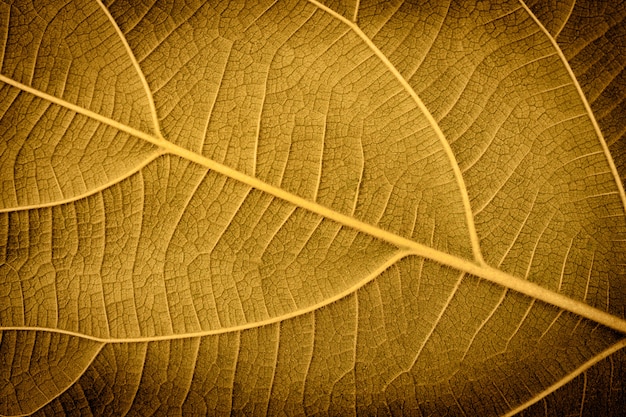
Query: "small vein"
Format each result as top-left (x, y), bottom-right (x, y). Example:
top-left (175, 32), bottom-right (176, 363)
top-left (450, 381), bottom-right (469, 417)
top-left (1, 151), bottom-right (163, 213)
top-left (459, 288), bottom-right (508, 364)
top-left (123, 0), bottom-right (152, 35)
top-left (483, 5), bottom-right (523, 25)
top-left (49, 213), bottom-right (59, 329)
top-left (579, 371), bottom-right (587, 417)
top-left (128, 171), bottom-right (145, 337)
top-left (503, 339), bottom-right (626, 417)
top-left (28, 2), bottom-right (66, 87)
top-left (539, 310), bottom-right (563, 341)
top-left (405, 0), bottom-right (451, 81)
top-left (352, 292), bottom-right (359, 398)
top-left (554, 0), bottom-right (576, 39)
top-left (49, 162), bottom-right (64, 201)
top-left (503, 299), bottom-right (535, 353)
top-left (583, 251), bottom-right (595, 302)
top-left (229, 332), bottom-right (241, 414)
top-left (352, 0), bottom-right (360, 23)
top-left (493, 380), bottom-right (512, 409)
top-left (557, 150), bottom-right (603, 172)
top-left (312, 107), bottom-right (326, 203)
top-left (124, 342), bottom-right (148, 417)
top-left (571, 191), bottom-right (619, 203)
top-left (266, 323), bottom-right (280, 415)
top-left (559, 236), bottom-right (575, 292)
top-left (369, 0), bottom-right (403, 39)
top-left (244, 0), bottom-right (279, 31)
top-left (302, 312), bottom-right (315, 399)
top-left (259, 205), bottom-right (298, 313)
top-left (95, 0), bottom-right (161, 134)
top-left (0, 4), bottom-right (10, 70)
top-left (383, 270), bottom-right (465, 391)
top-left (498, 189), bottom-right (540, 264)
top-left (199, 44), bottom-right (231, 151)
top-left (473, 148), bottom-right (532, 215)
top-left (150, 50), bottom-right (200, 97)
top-left (252, 62), bottom-right (270, 178)
top-left (1, 251), bottom-right (411, 344)
top-left (461, 78), bottom-right (570, 173)
top-left (525, 211), bottom-right (556, 280)
top-left (20, 342), bottom-right (105, 417)
top-left (163, 168), bottom-right (208, 332)
top-left (352, 126), bottom-right (365, 215)
top-left (179, 337), bottom-right (201, 409)
top-left (95, 192), bottom-right (111, 338)
top-left (606, 278), bottom-right (610, 312)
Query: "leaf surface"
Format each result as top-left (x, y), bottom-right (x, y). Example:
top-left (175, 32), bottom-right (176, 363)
top-left (0, 0), bottom-right (625, 415)
top-left (526, 0), bottom-right (626, 187)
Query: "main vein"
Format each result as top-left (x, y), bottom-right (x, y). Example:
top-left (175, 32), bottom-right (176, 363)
top-left (2, 73), bottom-right (626, 336)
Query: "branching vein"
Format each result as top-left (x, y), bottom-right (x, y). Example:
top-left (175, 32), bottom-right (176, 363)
top-left (307, 0), bottom-right (485, 265)
top-left (2, 72), bottom-right (626, 337)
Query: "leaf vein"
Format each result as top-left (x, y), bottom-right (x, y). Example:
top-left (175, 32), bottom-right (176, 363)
top-left (307, 0), bottom-right (484, 264)
top-left (95, 0), bottom-right (160, 134)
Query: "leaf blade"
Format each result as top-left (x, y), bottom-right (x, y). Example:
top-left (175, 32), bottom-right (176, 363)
top-left (1, 0), bottom-right (626, 415)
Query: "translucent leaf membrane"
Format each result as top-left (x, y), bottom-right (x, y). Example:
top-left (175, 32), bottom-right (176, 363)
top-left (515, 348), bottom-right (626, 417)
top-left (0, 331), bottom-right (102, 416)
top-left (0, 0), bottom-right (625, 415)
top-left (16, 259), bottom-right (624, 416)
top-left (526, 0), bottom-right (626, 189)
top-left (105, 0), bottom-right (474, 257)
top-left (0, 85), bottom-right (158, 209)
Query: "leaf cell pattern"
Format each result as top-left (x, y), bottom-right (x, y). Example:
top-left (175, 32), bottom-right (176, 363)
top-left (0, 0), bottom-right (625, 415)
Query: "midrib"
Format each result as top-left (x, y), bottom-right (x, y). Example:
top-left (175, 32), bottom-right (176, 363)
top-left (1, 73), bottom-right (626, 337)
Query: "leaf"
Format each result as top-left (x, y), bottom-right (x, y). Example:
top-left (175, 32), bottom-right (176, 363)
top-left (0, 0), bottom-right (625, 415)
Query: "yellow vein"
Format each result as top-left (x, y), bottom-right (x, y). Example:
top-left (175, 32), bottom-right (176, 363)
top-left (519, 0), bottom-right (626, 218)
top-left (307, 0), bottom-right (485, 265)
top-left (1, 251), bottom-right (412, 343)
top-left (352, 0), bottom-right (360, 23)
top-left (9, 343), bottom-right (105, 417)
top-left (460, 288), bottom-right (509, 363)
top-left (0, 151), bottom-right (164, 213)
top-left (267, 323), bottom-right (281, 405)
top-left (503, 338), bottom-right (626, 417)
top-left (554, 0), bottom-right (576, 39)
top-left (3, 74), bottom-right (626, 336)
top-left (95, 0), bottom-right (161, 134)
top-left (180, 338), bottom-right (201, 406)
top-left (0, 74), bottom-right (168, 146)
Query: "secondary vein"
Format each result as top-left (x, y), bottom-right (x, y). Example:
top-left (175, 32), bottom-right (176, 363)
top-left (519, 0), bottom-right (626, 219)
top-left (306, 0), bottom-right (485, 265)
top-left (95, 0), bottom-right (162, 134)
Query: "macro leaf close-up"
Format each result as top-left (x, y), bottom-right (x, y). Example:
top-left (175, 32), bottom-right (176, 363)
top-left (1, 0), bottom-right (625, 415)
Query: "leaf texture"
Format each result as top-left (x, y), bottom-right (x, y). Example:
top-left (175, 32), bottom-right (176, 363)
top-left (526, 0), bottom-right (626, 188)
top-left (0, 0), bottom-right (625, 415)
